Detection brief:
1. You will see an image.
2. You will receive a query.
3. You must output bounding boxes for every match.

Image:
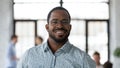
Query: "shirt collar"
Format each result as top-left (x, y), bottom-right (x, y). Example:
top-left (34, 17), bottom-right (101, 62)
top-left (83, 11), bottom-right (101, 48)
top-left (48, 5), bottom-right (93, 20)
top-left (43, 42), bottom-right (49, 52)
top-left (58, 41), bottom-right (72, 53)
top-left (43, 40), bottom-right (72, 53)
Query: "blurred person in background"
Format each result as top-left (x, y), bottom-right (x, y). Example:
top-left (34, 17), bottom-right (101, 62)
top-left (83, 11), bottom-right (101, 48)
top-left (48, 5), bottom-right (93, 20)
top-left (93, 51), bottom-right (103, 68)
top-left (35, 36), bottom-right (43, 46)
top-left (6, 35), bottom-right (19, 68)
top-left (103, 60), bottom-right (112, 68)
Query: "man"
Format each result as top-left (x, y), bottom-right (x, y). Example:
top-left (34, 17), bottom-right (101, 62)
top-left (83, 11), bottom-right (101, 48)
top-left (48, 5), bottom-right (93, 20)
top-left (17, 6), bottom-right (95, 68)
top-left (103, 61), bottom-right (112, 68)
top-left (93, 51), bottom-right (103, 68)
top-left (35, 36), bottom-right (43, 46)
top-left (6, 35), bottom-right (18, 68)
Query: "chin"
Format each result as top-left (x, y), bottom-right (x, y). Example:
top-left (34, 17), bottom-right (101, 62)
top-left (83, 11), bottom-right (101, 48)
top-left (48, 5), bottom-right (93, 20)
top-left (54, 37), bottom-right (67, 43)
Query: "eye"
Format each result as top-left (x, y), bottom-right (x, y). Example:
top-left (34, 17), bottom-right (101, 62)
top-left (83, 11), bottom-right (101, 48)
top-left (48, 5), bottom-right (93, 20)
top-left (61, 20), bottom-right (69, 24)
top-left (51, 20), bottom-right (58, 24)
top-left (52, 21), bottom-right (58, 24)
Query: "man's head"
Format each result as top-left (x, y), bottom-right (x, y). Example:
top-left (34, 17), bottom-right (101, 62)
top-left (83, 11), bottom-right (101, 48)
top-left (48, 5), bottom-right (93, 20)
top-left (46, 7), bottom-right (71, 43)
top-left (93, 51), bottom-right (101, 65)
top-left (11, 35), bottom-right (18, 44)
top-left (103, 61), bottom-right (113, 68)
top-left (47, 7), bottom-right (71, 24)
top-left (35, 36), bottom-right (43, 46)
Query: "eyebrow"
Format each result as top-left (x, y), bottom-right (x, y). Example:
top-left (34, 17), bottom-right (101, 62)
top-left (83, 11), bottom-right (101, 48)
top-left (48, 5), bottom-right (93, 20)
top-left (51, 19), bottom-right (57, 21)
top-left (51, 19), bottom-right (69, 21)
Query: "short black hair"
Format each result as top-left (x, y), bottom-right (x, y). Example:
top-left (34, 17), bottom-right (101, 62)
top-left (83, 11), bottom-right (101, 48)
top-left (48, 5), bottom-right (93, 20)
top-left (47, 6), bottom-right (71, 23)
top-left (103, 61), bottom-right (113, 68)
top-left (11, 35), bottom-right (18, 40)
top-left (93, 51), bottom-right (100, 56)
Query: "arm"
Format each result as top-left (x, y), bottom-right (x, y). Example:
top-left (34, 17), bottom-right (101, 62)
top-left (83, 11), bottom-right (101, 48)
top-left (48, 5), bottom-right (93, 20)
top-left (9, 45), bottom-right (19, 61)
top-left (7, 44), bottom-right (16, 60)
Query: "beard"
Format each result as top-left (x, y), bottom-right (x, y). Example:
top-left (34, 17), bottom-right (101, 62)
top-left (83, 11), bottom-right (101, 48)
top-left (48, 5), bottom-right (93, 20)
top-left (49, 28), bottom-right (70, 43)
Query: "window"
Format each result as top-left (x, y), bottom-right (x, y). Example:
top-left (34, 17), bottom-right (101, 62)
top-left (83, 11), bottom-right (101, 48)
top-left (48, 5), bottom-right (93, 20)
top-left (69, 20), bottom-right (86, 51)
top-left (14, 0), bottom-right (109, 64)
top-left (88, 21), bottom-right (108, 63)
top-left (15, 20), bottom-right (35, 58)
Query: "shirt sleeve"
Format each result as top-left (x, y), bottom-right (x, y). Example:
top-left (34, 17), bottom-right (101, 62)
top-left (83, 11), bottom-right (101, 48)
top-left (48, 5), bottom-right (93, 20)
top-left (17, 50), bottom-right (30, 68)
top-left (83, 53), bottom-right (96, 68)
top-left (7, 44), bottom-right (15, 59)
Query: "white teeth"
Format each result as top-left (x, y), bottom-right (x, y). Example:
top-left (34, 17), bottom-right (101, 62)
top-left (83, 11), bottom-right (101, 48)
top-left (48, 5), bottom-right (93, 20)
top-left (56, 31), bottom-right (64, 34)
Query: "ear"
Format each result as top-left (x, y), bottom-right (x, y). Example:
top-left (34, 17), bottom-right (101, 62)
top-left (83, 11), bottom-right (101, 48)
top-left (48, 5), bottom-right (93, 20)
top-left (45, 24), bottom-right (49, 31)
top-left (69, 24), bottom-right (72, 31)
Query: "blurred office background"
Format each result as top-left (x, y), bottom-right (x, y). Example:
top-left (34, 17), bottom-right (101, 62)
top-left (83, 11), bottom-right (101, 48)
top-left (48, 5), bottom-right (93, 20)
top-left (0, 0), bottom-right (120, 68)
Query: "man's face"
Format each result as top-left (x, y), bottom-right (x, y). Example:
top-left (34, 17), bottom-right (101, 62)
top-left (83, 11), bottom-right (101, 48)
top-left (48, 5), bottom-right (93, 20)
top-left (35, 38), bottom-right (42, 45)
top-left (46, 10), bottom-right (71, 43)
top-left (93, 55), bottom-right (100, 63)
top-left (13, 37), bottom-right (18, 44)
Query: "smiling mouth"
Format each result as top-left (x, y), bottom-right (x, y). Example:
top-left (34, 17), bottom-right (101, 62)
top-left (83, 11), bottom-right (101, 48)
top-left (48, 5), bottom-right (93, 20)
top-left (53, 28), bottom-right (67, 35)
top-left (56, 30), bottom-right (65, 35)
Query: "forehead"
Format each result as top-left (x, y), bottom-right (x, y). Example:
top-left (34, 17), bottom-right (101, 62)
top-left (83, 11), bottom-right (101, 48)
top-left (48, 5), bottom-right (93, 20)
top-left (93, 55), bottom-right (100, 58)
top-left (50, 10), bottom-right (69, 19)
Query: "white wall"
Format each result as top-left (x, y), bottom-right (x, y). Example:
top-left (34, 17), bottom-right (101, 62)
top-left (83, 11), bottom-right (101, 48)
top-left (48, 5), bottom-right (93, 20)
top-left (110, 0), bottom-right (120, 68)
top-left (0, 0), bottom-right (13, 68)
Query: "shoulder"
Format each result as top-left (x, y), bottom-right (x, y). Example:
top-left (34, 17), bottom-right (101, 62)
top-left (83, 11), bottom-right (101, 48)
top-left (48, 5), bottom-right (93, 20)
top-left (25, 42), bottom-right (48, 56)
top-left (7, 42), bottom-right (14, 51)
top-left (27, 43), bottom-right (44, 55)
top-left (17, 43), bottom-right (46, 67)
top-left (8, 42), bottom-right (13, 47)
top-left (19, 44), bottom-right (44, 62)
top-left (70, 44), bottom-right (96, 68)
top-left (70, 44), bottom-right (86, 56)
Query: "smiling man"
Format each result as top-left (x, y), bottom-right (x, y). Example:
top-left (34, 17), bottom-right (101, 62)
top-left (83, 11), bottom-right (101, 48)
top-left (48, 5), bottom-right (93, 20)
top-left (17, 6), bottom-right (96, 68)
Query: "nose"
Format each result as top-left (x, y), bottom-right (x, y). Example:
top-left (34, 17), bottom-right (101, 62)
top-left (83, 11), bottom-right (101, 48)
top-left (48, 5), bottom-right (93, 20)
top-left (56, 21), bottom-right (64, 28)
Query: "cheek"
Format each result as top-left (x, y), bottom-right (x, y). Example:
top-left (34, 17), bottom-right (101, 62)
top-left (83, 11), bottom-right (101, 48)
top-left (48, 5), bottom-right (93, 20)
top-left (66, 25), bottom-right (71, 31)
top-left (46, 26), bottom-right (53, 33)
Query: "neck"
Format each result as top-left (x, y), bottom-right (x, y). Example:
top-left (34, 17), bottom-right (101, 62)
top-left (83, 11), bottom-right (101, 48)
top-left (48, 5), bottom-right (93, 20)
top-left (11, 41), bottom-right (15, 44)
top-left (96, 62), bottom-right (101, 65)
top-left (48, 38), bottom-right (67, 53)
